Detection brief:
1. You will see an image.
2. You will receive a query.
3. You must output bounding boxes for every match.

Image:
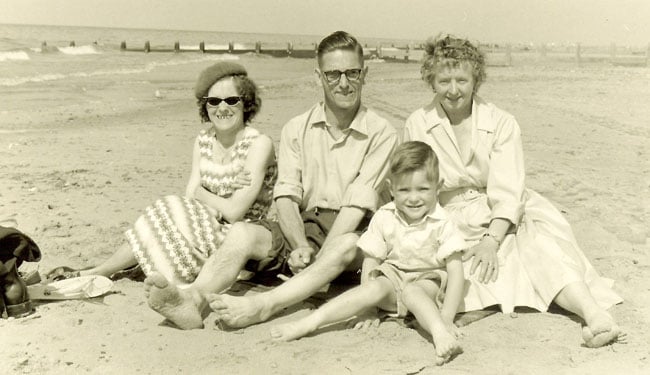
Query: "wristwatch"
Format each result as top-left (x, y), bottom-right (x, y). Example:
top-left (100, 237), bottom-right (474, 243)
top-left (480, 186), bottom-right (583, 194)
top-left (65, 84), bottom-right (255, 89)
top-left (482, 232), bottom-right (502, 247)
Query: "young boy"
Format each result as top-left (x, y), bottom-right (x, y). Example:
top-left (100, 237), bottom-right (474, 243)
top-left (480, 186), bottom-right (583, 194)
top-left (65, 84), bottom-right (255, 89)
top-left (270, 141), bottom-right (467, 366)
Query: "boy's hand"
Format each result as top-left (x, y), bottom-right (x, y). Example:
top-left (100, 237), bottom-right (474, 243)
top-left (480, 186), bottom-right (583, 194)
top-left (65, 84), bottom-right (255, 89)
top-left (349, 308), bottom-right (380, 330)
top-left (287, 246), bottom-right (315, 274)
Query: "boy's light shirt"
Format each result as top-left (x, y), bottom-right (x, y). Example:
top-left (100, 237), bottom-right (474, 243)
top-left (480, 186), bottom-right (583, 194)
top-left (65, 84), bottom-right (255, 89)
top-left (357, 202), bottom-right (466, 271)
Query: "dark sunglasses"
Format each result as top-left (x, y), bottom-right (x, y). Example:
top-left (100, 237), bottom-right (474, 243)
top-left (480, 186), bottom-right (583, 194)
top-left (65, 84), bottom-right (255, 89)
top-left (203, 96), bottom-right (242, 106)
top-left (322, 68), bottom-right (363, 83)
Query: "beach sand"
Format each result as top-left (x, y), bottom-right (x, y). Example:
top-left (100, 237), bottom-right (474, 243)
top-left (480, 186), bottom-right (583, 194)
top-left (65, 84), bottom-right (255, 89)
top-left (1, 54), bottom-right (649, 374)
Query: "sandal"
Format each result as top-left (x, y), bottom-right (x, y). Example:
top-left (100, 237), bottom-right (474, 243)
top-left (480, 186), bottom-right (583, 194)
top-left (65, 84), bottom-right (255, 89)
top-left (44, 266), bottom-right (82, 283)
top-left (109, 264), bottom-right (145, 282)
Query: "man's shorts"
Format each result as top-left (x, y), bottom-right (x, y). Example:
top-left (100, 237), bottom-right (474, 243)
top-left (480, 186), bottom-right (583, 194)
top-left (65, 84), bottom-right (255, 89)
top-left (249, 208), bottom-right (370, 283)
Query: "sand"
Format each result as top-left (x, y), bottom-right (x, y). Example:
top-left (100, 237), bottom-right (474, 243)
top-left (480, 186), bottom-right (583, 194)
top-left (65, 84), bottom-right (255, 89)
top-left (1, 54), bottom-right (649, 374)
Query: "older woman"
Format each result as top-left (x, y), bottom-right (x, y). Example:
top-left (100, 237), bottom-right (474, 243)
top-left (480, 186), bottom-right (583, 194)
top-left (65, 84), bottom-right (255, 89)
top-left (47, 61), bottom-right (277, 292)
top-left (403, 35), bottom-right (624, 348)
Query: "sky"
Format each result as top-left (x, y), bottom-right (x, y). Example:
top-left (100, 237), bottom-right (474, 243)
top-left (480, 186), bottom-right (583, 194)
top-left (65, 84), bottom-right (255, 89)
top-left (1, 0), bottom-right (649, 46)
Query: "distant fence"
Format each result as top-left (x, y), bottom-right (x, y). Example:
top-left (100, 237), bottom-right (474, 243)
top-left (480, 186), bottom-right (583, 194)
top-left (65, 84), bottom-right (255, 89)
top-left (48, 40), bottom-right (650, 67)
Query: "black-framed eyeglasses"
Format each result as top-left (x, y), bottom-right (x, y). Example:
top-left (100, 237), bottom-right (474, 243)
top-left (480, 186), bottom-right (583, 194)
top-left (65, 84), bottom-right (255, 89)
top-left (203, 96), bottom-right (242, 106)
top-left (321, 69), bottom-right (363, 83)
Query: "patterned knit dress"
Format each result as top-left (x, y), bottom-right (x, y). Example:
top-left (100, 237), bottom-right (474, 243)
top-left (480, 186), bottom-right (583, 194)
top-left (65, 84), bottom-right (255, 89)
top-left (125, 127), bottom-right (277, 286)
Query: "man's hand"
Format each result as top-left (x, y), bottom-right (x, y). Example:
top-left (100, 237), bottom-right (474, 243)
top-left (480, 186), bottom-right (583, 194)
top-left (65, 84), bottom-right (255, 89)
top-left (287, 246), bottom-right (315, 274)
top-left (462, 237), bottom-right (499, 283)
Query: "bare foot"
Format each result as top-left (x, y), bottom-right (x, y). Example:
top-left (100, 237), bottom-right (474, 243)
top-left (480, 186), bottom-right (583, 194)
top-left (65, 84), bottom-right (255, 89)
top-left (144, 273), bottom-right (204, 330)
top-left (270, 320), bottom-right (315, 342)
top-left (581, 310), bottom-right (626, 348)
top-left (431, 325), bottom-right (463, 365)
top-left (206, 293), bottom-right (273, 328)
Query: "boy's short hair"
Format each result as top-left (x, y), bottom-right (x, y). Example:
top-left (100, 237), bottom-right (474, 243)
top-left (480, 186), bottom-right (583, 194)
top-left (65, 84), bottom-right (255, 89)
top-left (317, 31), bottom-right (364, 66)
top-left (389, 141), bottom-right (440, 183)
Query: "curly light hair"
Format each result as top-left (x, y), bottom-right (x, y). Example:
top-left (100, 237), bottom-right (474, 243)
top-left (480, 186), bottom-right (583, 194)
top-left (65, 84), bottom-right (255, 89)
top-left (420, 35), bottom-right (486, 93)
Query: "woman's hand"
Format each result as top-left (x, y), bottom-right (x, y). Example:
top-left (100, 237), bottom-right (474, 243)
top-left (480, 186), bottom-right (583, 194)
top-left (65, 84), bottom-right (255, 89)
top-left (287, 246), bottom-right (316, 274)
top-left (462, 236), bottom-right (499, 283)
top-left (231, 169), bottom-right (252, 190)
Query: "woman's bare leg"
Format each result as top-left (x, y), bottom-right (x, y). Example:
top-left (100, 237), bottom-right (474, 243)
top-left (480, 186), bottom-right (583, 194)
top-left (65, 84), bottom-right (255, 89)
top-left (79, 242), bottom-right (138, 277)
top-left (553, 281), bottom-right (625, 348)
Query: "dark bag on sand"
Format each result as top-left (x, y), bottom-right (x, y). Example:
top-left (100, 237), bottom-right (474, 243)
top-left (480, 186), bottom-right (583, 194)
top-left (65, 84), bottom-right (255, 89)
top-left (0, 226), bottom-right (41, 276)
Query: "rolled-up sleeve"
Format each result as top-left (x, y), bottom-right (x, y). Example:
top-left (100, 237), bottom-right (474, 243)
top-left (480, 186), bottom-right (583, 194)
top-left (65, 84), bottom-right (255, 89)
top-left (342, 121), bottom-right (399, 211)
top-left (357, 211), bottom-right (390, 259)
top-left (435, 220), bottom-right (467, 263)
top-left (273, 116), bottom-right (304, 203)
top-left (487, 114), bottom-right (526, 224)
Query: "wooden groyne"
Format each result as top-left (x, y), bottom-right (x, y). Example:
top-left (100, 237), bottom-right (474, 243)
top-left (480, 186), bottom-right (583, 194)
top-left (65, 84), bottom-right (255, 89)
top-left (51, 40), bottom-right (650, 67)
top-left (119, 40), bottom-right (318, 58)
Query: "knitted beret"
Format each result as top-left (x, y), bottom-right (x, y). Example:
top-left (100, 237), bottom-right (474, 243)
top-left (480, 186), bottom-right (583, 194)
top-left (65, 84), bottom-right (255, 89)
top-left (194, 61), bottom-right (248, 99)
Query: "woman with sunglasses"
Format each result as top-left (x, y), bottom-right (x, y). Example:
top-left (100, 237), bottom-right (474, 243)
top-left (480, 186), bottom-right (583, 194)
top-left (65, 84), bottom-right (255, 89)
top-left (46, 62), bottom-right (277, 295)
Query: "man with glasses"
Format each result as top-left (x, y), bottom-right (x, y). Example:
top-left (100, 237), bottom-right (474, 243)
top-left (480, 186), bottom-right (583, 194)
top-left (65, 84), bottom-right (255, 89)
top-left (207, 30), bottom-right (399, 328)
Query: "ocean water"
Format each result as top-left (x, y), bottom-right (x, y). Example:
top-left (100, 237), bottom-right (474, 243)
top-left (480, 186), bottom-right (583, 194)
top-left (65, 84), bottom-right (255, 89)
top-left (0, 23), bottom-right (414, 88)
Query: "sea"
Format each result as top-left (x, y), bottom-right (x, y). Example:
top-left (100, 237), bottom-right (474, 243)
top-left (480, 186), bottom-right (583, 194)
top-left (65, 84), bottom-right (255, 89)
top-left (0, 23), bottom-right (414, 88)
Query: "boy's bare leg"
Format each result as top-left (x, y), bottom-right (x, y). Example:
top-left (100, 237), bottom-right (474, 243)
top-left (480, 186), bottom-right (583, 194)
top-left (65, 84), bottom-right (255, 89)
top-left (402, 280), bottom-right (462, 366)
top-left (553, 281), bottom-right (626, 348)
top-left (270, 277), bottom-right (395, 341)
top-left (145, 222), bottom-right (273, 329)
top-left (209, 233), bottom-right (360, 328)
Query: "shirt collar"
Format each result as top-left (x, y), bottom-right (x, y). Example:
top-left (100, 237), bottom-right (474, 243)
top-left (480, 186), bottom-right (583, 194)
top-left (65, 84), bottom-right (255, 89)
top-left (309, 102), bottom-right (369, 136)
top-left (422, 95), bottom-right (495, 133)
top-left (381, 201), bottom-right (447, 226)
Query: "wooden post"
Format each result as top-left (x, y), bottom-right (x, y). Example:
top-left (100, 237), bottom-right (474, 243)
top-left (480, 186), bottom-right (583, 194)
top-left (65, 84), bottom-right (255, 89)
top-left (199, 41), bottom-right (205, 53)
top-left (174, 41), bottom-right (180, 53)
top-left (505, 44), bottom-right (512, 66)
top-left (576, 43), bottom-right (582, 64)
top-left (287, 42), bottom-right (293, 56)
top-left (228, 42), bottom-right (234, 53)
top-left (609, 43), bottom-right (617, 63)
top-left (255, 41), bottom-right (261, 54)
top-left (69, 41), bottom-right (76, 47)
top-left (144, 41), bottom-right (150, 53)
top-left (120, 41), bottom-right (127, 51)
top-left (404, 44), bottom-right (410, 62)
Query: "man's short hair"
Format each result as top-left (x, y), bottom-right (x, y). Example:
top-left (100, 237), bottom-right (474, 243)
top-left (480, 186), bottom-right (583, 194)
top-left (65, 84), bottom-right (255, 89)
top-left (317, 31), bottom-right (364, 66)
top-left (389, 141), bottom-right (440, 183)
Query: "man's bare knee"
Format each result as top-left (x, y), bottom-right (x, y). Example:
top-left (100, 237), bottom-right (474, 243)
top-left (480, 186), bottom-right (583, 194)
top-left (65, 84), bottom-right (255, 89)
top-left (319, 233), bottom-right (360, 266)
top-left (226, 222), bottom-right (273, 260)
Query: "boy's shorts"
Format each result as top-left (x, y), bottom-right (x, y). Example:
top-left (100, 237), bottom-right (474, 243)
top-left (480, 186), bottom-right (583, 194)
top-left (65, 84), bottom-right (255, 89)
top-left (369, 263), bottom-right (447, 317)
top-left (247, 208), bottom-right (370, 283)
